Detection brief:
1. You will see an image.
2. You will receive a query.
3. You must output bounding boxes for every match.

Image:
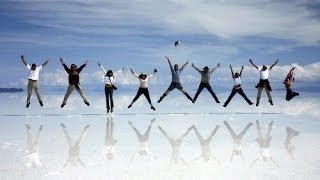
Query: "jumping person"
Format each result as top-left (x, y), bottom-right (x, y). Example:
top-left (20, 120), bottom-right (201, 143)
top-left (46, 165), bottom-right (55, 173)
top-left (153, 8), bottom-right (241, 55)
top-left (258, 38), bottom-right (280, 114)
top-left (223, 121), bottom-right (253, 162)
top-left (129, 119), bottom-right (157, 162)
top-left (192, 125), bottom-right (220, 163)
top-left (223, 65), bottom-right (253, 107)
top-left (249, 58), bottom-right (279, 106)
top-left (21, 55), bottom-right (49, 108)
top-left (61, 123), bottom-right (89, 168)
top-left (158, 125), bottom-right (193, 169)
top-left (98, 62), bottom-right (124, 113)
top-left (105, 117), bottom-right (119, 160)
top-left (128, 68), bottom-right (157, 110)
top-left (60, 58), bottom-right (90, 108)
top-left (25, 124), bottom-right (43, 168)
top-left (250, 120), bottom-right (278, 168)
top-left (283, 126), bottom-right (299, 160)
top-left (191, 63), bottom-right (221, 103)
top-left (283, 67), bottom-right (299, 101)
top-left (158, 56), bottom-right (193, 103)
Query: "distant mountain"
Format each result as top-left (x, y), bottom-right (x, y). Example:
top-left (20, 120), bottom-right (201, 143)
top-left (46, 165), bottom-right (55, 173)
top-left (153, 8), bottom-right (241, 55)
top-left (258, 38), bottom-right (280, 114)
top-left (0, 88), bottom-right (24, 93)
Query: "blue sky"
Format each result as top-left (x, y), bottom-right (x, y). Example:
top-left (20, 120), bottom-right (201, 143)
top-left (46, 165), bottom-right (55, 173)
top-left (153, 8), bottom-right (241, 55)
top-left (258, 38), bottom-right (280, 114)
top-left (0, 0), bottom-right (320, 88)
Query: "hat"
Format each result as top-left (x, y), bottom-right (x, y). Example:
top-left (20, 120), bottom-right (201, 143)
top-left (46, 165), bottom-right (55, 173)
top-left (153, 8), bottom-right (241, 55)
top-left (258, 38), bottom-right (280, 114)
top-left (203, 66), bottom-right (209, 70)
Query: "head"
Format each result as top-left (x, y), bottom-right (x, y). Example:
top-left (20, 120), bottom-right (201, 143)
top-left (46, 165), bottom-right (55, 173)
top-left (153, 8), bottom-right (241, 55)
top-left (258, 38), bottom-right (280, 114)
top-left (234, 72), bottom-right (240, 78)
top-left (31, 64), bottom-right (37, 71)
top-left (139, 73), bottom-right (147, 80)
top-left (106, 70), bottom-right (113, 77)
top-left (106, 153), bottom-right (114, 160)
top-left (138, 150), bottom-right (148, 156)
top-left (203, 66), bottom-right (209, 72)
top-left (70, 64), bottom-right (77, 71)
top-left (174, 64), bottom-right (179, 71)
top-left (234, 149), bottom-right (241, 155)
top-left (262, 65), bottom-right (267, 71)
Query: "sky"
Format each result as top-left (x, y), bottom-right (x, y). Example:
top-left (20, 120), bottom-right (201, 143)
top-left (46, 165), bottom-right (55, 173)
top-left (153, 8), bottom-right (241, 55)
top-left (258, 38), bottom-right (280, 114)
top-left (0, 0), bottom-right (320, 89)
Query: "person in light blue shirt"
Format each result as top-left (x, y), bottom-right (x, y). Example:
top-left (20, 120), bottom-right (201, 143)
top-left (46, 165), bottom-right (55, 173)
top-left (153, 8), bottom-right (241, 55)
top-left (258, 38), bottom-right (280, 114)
top-left (158, 56), bottom-right (193, 103)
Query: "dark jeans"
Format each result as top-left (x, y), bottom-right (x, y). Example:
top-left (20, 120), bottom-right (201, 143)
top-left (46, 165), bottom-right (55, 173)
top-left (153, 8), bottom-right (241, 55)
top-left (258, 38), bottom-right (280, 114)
top-left (132, 88), bottom-right (152, 104)
top-left (193, 82), bottom-right (219, 103)
top-left (105, 86), bottom-right (114, 109)
top-left (286, 88), bottom-right (299, 101)
top-left (224, 88), bottom-right (252, 106)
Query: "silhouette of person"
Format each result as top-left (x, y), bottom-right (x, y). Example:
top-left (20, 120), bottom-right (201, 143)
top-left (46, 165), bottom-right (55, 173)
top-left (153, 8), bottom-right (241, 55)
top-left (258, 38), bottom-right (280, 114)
top-left (158, 125), bottom-right (193, 169)
top-left (193, 125), bottom-right (220, 163)
top-left (61, 123), bottom-right (89, 168)
top-left (223, 121), bottom-right (253, 162)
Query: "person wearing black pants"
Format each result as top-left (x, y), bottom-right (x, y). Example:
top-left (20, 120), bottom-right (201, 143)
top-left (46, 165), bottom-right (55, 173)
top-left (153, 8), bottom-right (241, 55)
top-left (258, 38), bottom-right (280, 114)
top-left (223, 65), bottom-right (253, 107)
top-left (128, 68), bottom-right (157, 110)
top-left (283, 67), bottom-right (299, 101)
top-left (192, 63), bottom-right (221, 103)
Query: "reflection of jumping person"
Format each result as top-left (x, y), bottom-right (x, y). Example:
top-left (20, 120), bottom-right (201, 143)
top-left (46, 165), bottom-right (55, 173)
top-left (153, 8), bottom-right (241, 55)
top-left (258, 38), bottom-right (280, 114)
top-left (223, 121), bottom-right (253, 162)
top-left (98, 62), bottom-right (124, 113)
top-left (158, 125), bottom-right (193, 169)
top-left (25, 124), bottom-right (43, 168)
top-left (249, 59), bottom-right (278, 106)
top-left (250, 120), bottom-right (278, 168)
top-left (60, 58), bottom-right (90, 108)
top-left (128, 68), bottom-right (157, 110)
top-left (283, 127), bottom-right (299, 160)
top-left (21, 55), bottom-right (49, 108)
top-left (193, 125), bottom-right (220, 163)
top-left (223, 65), bottom-right (253, 107)
top-left (105, 117), bottom-right (119, 160)
top-left (129, 119), bottom-right (157, 161)
top-left (283, 67), bottom-right (299, 101)
top-left (158, 56), bottom-right (193, 103)
top-left (61, 123), bottom-right (89, 168)
top-left (191, 63), bottom-right (220, 103)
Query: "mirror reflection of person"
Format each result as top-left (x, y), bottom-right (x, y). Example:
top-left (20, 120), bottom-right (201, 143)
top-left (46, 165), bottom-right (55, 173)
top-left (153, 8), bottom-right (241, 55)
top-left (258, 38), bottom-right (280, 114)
top-left (25, 124), bottom-right (43, 168)
top-left (250, 120), bottom-right (278, 168)
top-left (105, 117), bottom-right (119, 160)
top-left (283, 127), bottom-right (299, 160)
top-left (158, 125), bottom-right (193, 169)
top-left (129, 119), bottom-right (157, 162)
top-left (61, 123), bottom-right (89, 168)
top-left (223, 121), bottom-right (253, 162)
top-left (192, 125), bottom-right (220, 164)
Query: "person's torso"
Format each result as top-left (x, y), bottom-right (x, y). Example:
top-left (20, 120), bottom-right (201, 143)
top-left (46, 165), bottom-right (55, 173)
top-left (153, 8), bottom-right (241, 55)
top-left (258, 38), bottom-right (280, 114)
top-left (233, 77), bottom-right (242, 87)
top-left (68, 70), bottom-right (80, 84)
top-left (171, 69), bottom-right (181, 83)
top-left (200, 72), bottom-right (210, 83)
top-left (104, 76), bottom-right (115, 85)
top-left (28, 66), bottom-right (42, 80)
top-left (139, 77), bottom-right (149, 88)
top-left (260, 69), bottom-right (269, 80)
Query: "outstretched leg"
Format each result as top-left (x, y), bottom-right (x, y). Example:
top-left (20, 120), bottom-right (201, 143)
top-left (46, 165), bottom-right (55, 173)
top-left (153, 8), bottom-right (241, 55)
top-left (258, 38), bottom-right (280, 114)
top-left (143, 88), bottom-right (156, 110)
top-left (143, 119), bottom-right (155, 141)
top-left (205, 83), bottom-right (220, 103)
top-left (265, 121), bottom-right (273, 138)
top-left (237, 88), bottom-right (253, 105)
top-left (237, 122), bottom-right (253, 140)
top-left (193, 126), bottom-right (205, 143)
top-left (177, 84), bottom-right (193, 102)
top-left (128, 121), bottom-right (143, 141)
top-left (75, 84), bottom-right (89, 105)
top-left (256, 87), bottom-right (263, 106)
top-left (223, 121), bottom-right (237, 139)
top-left (206, 125), bottom-right (220, 143)
top-left (75, 124), bottom-right (90, 146)
top-left (158, 126), bottom-right (175, 145)
top-left (26, 124), bottom-right (33, 152)
top-left (33, 81), bottom-right (42, 102)
top-left (128, 88), bottom-right (144, 108)
top-left (33, 125), bottom-right (43, 147)
top-left (223, 89), bottom-right (237, 107)
top-left (62, 85), bottom-right (75, 105)
top-left (193, 83), bottom-right (205, 103)
top-left (158, 83), bottom-right (175, 103)
top-left (61, 123), bottom-right (74, 147)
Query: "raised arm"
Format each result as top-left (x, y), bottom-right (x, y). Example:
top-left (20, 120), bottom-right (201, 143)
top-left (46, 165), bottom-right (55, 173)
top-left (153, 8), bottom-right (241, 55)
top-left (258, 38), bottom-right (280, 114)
top-left (98, 61), bottom-right (107, 74)
top-left (130, 68), bottom-right (139, 78)
top-left (165, 56), bottom-right (174, 72)
top-left (77, 60), bottom-right (88, 73)
top-left (60, 57), bottom-right (70, 72)
top-left (21, 55), bottom-right (28, 66)
top-left (269, 59), bottom-right (279, 70)
top-left (148, 69), bottom-right (157, 78)
top-left (249, 59), bottom-right (258, 70)
top-left (230, 65), bottom-right (234, 77)
top-left (239, 66), bottom-right (244, 76)
top-left (178, 126), bottom-right (193, 140)
top-left (42, 59), bottom-right (49, 67)
top-left (210, 63), bottom-right (220, 73)
top-left (180, 60), bottom-right (189, 71)
top-left (191, 63), bottom-right (202, 73)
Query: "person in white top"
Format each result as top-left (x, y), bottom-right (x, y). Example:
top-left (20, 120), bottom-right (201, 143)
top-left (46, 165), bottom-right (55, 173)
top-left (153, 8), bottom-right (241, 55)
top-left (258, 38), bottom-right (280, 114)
top-left (129, 119), bottom-right (157, 162)
top-left (283, 67), bottom-right (299, 101)
top-left (25, 124), bottom-right (43, 168)
top-left (128, 68), bottom-right (157, 110)
top-left (223, 65), bottom-right (253, 107)
top-left (21, 55), bottom-right (49, 108)
top-left (250, 120), bottom-right (278, 168)
top-left (98, 62), bottom-right (124, 113)
top-left (192, 125), bottom-right (220, 163)
top-left (283, 126), bottom-right (299, 160)
top-left (191, 63), bottom-right (221, 104)
top-left (104, 117), bottom-right (119, 160)
top-left (249, 58), bottom-right (279, 106)
top-left (223, 120), bottom-right (253, 162)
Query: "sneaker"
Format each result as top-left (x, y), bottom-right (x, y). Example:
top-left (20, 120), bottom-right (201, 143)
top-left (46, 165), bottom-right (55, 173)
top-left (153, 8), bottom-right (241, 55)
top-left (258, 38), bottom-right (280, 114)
top-left (223, 104), bottom-right (227, 107)
top-left (85, 101), bottom-right (90, 106)
top-left (26, 102), bottom-right (30, 108)
top-left (192, 99), bottom-right (195, 103)
top-left (151, 106), bottom-right (156, 111)
top-left (256, 102), bottom-right (259, 106)
top-left (107, 108), bottom-right (110, 113)
top-left (61, 103), bottom-right (66, 108)
top-left (128, 104), bottom-right (132, 108)
top-left (39, 101), bottom-right (43, 107)
top-left (157, 98), bottom-right (162, 103)
top-left (249, 102), bottom-right (253, 105)
top-left (110, 108), bottom-right (113, 113)
top-left (268, 100), bottom-right (273, 105)
top-left (216, 100), bottom-right (221, 103)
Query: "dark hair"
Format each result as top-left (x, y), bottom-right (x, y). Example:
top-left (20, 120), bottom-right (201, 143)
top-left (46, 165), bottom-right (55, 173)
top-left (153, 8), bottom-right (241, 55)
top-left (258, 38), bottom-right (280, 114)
top-left (106, 70), bottom-right (113, 77)
top-left (203, 66), bottom-right (209, 71)
top-left (262, 65), bottom-right (267, 70)
top-left (70, 64), bottom-right (77, 68)
top-left (139, 73), bottom-right (147, 79)
top-left (235, 72), bottom-right (240, 76)
top-left (31, 64), bottom-right (36, 68)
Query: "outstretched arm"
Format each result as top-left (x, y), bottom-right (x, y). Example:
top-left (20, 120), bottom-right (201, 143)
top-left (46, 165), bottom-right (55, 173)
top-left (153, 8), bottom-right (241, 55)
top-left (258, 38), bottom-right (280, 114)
top-left (249, 158), bottom-right (259, 168)
top-left (191, 63), bottom-right (202, 73)
top-left (239, 66), bottom-right (244, 76)
top-left (130, 68), bottom-right (139, 78)
top-left (77, 60), bottom-right (88, 73)
top-left (148, 69), bottom-right (157, 78)
top-left (289, 67), bottom-right (296, 82)
top-left (230, 65), bottom-right (234, 77)
top-left (270, 59), bottom-right (279, 70)
top-left (249, 59), bottom-right (258, 70)
top-left (115, 67), bottom-right (125, 75)
top-left (179, 126), bottom-right (193, 140)
top-left (210, 63), bottom-right (220, 73)
top-left (98, 62), bottom-right (107, 74)
top-left (180, 60), bottom-right (189, 71)
top-left (158, 126), bottom-right (174, 143)
top-left (21, 55), bottom-right (28, 66)
top-left (42, 59), bottom-right (49, 67)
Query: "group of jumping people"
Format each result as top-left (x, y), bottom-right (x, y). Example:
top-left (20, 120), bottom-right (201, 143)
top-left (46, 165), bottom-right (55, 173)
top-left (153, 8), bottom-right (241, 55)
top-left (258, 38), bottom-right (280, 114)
top-left (21, 55), bottom-right (299, 112)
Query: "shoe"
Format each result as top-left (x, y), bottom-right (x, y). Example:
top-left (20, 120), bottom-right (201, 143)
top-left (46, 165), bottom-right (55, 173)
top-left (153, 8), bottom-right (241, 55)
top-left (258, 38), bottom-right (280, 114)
top-left (192, 99), bottom-right (195, 103)
top-left (26, 102), bottom-right (30, 108)
top-left (107, 108), bottom-right (110, 113)
top-left (223, 104), bottom-right (227, 107)
top-left (256, 102), bottom-right (259, 106)
top-left (61, 103), bottom-right (66, 108)
top-left (110, 108), bottom-right (113, 113)
top-left (39, 101), bottom-right (43, 107)
top-left (151, 106), bottom-right (156, 111)
top-left (216, 100), bottom-right (220, 103)
top-left (249, 102), bottom-right (253, 105)
top-left (85, 101), bottom-right (90, 106)
top-left (268, 100), bottom-right (273, 105)
top-left (157, 98), bottom-right (162, 103)
top-left (128, 104), bottom-right (132, 108)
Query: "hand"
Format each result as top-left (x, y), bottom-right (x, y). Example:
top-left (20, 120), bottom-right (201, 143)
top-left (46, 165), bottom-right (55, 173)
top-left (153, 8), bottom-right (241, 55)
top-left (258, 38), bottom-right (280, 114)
top-left (154, 69), bottom-right (157, 73)
top-left (229, 64), bottom-right (232, 68)
top-left (249, 59), bottom-right (253, 63)
top-left (191, 63), bottom-right (194, 67)
top-left (98, 61), bottom-right (101, 66)
top-left (217, 63), bottom-right (220, 67)
top-left (21, 55), bottom-right (24, 60)
top-left (60, 57), bottom-right (64, 63)
top-left (186, 60), bottom-right (189, 64)
top-left (122, 67), bottom-right (125, 71)
top-left (241, 66), bottom-right (244, 69)
top-left (275, 59), bottom-right (279, 63)
top-left (85, 60), bottom-right (89, 64)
